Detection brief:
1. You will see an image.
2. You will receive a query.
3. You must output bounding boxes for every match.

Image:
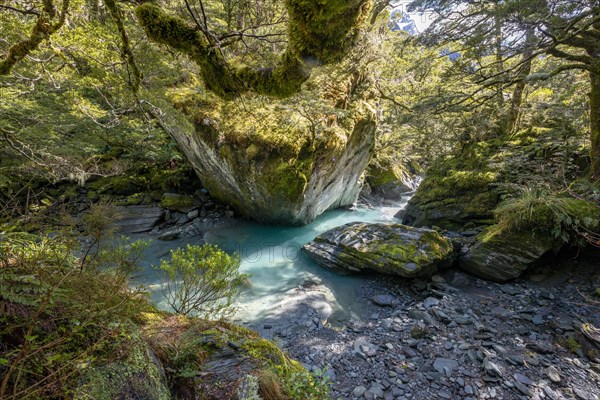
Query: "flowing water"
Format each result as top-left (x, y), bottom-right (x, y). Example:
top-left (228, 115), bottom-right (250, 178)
top-left (131, 199), bottom-right (408, 325)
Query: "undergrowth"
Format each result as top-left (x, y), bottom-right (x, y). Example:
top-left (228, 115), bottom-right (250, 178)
top-left (494, 184), bottom-right (600, 246)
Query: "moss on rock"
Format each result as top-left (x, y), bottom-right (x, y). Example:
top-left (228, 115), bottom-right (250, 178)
top-left (165, 56), bottom-right (376, 225)
top-left (142, 314), bottom-right (319, 400)
top-left (459, 226), bottom-right (555, 282)
top-left (74, 325), bottom-right (171, 400)
top-left (304, 222), bottom-right (456, 278)
top-left (160, 193), bottom-right (200, 212)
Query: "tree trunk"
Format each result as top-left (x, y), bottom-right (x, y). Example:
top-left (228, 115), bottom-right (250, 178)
top-left (494, 2), bottom-right (504, 107)
top-left (508, 31), bottom-right (535, 134)
top-left (590, 70), bottom-right (600, 179)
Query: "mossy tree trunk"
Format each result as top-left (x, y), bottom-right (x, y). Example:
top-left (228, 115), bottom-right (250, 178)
top-left (0, 0), bottom-right (70, 75)
top-left (134, 0), bottom-right (373, 99)
top-left (590, 69), bottom-right (600, 179)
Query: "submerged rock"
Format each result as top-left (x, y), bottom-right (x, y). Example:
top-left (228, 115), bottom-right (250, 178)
top-left (303, 222), bottom-right (456, 278)
top-left (459, 229), bottom-right (554, 282)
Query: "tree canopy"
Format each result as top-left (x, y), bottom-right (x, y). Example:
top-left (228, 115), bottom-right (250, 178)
top-left (409, 0), bottom-right (600, 177)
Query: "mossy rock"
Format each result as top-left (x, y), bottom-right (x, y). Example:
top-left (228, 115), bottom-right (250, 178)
top-left (402, 168), bottom-right (500, 229)
top-left (88, 175), bottom-right (146, 196)
top-left (303, 222), bottom-right (456, 278)
top-left (365, 158), bottom-right (421, 201)
top-left (74, 326), bottom-right (171, 400)
top-left (403, 127), bottom-right (591, 231)
top-left (142, 314), bottom-right (316, 400)
top-left (164, 56), bottom-right (376, 225)
top-left (126, 192), bottom-right (150, 206)
top-left (160, 193), bottom-right (200, 212)
top-left (458, 226), bottom-right (555, 282)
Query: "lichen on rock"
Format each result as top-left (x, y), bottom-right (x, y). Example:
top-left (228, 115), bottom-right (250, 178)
top-left (303, 222), bottom-right (456, 277)
top-left (74, 325), bottom-right (171, 400)
top-left (458, 227), bottom-right (555, 282)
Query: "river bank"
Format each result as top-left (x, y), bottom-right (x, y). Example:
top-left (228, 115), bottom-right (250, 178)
top-left (115, 197), bottom-right (600, 400)
top-left (281, 251), bottom-right (600, 400)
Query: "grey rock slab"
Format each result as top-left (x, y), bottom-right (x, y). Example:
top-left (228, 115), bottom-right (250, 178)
top-left (543, 386), bottom-right (565, 400)
top-left (483, 358), bottom-right (503, 377)
top-left (372, 294), bottom-right (398, 307)
top-left (157, 230), bottom-right (180, 241)
top-left (408, 309), bottom-right (437, 326)
top-left (573, 388), bottom-right (595, 400)
top-left (514, 373), bottom-right (535, 386)
top-left (459, 230), bottom-right (553, 282)
top-left (545, 366), bottom-right (561, 383)
top-left (433, 358), bottom-right (458, 375)
top-left (353, 386), bottom-right (367, 397)
top-left (114, 205), bottom-right (164, 233)
top-left (532, 314), bottom-right (544, 325)
top-left (303, 222), bottom-right (456, 278)
top-left (423, 297), bottom-right (440, 309)
top-left (514, 381), bottom-right (532, 396)
top-left (438, 391), bottom-right (452, 399)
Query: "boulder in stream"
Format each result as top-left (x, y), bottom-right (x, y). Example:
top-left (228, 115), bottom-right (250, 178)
top-left (303, 222), bottom-right (456, 278)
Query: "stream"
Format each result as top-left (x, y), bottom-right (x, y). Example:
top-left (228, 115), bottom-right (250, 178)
top-left (130, 198), bottom-right (408, 327)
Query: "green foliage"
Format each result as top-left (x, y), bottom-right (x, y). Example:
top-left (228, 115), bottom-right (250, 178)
top-left (284, 366), bottom-right (332, 400)
top-left (158, 244), bottom-right (248, 317)
top-left (0, 230), bottom-right (151, 399)
top-left (494, 185), bottom-right (600, 245)
top-left (238, 375), bottom-right (262, 400)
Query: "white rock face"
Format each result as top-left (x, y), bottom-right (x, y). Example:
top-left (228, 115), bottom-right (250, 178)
top-left (171, 104), bottom-right (376, 225)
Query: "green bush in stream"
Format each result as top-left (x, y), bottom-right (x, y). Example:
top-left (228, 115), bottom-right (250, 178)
top-left (158, 244), bottom-right (248, 318)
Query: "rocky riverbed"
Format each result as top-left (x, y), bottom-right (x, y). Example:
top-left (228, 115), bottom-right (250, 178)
top-left (246, 251), bottom-right (600, 400)
top-left (109, 198), bottom-right (599, 400)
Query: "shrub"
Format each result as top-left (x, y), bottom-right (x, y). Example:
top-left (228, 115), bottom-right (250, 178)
top-left (0, 232), bottom-right (151, 400)
top-left (284, 366), bottom-right (332, 400)
top-left (159, 244), bottom-right (248, 317)
top-left (494, 185), bottom-right (600, 245)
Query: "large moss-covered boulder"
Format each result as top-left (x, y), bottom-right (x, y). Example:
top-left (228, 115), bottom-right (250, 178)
top-left (166, 61), bottom-right (376, 225)
top-left (400, 169), bottom-right (500, 229)
top-left (75, 327), bottom-right (171, 400)
top-left (459, 228), bottom-right (555, 282)
top-left (303, 222), bottom-right (456, 277)
top-left (401, 128), bottom-right (590, 230)
top-left (400, 141), bottom-right (507, 229)
top-left (144, 315), bottom-right (319, 400)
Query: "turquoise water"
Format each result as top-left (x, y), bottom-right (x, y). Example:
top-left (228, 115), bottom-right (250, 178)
top-left (131, 201), bottom-right (406, 323)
